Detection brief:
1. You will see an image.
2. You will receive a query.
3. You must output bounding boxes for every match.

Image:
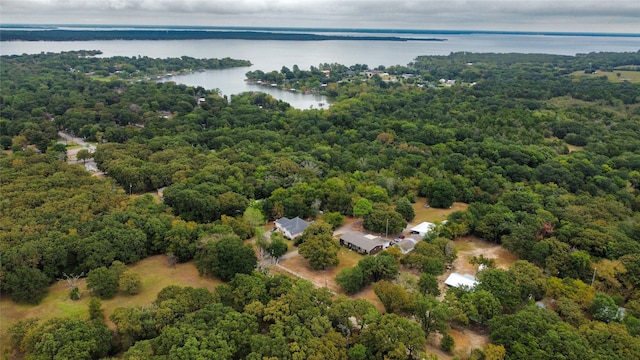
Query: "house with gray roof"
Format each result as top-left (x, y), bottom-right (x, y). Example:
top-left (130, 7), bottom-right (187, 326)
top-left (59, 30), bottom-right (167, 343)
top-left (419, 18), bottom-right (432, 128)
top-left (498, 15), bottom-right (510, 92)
top-left (275, 216), bottom-right (310, 239)
top-left (339, 232), bottom-right (390, 255)
top-left (395, 234), bottom-right (421, 254)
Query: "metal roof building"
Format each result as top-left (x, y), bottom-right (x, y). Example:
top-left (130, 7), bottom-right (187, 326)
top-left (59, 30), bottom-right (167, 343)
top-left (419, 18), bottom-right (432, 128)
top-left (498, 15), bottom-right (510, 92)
top-left (444, 272), bottom-right (479, 288)
top-left (339, 231), bottom-right (390, 255)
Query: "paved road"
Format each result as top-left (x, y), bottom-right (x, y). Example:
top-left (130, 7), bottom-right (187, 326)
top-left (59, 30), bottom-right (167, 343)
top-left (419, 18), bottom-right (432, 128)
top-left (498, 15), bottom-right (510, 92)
top-left (58, 131), bottom-right (97, 152)
top-left (58, 131), bottom-right (102, 174)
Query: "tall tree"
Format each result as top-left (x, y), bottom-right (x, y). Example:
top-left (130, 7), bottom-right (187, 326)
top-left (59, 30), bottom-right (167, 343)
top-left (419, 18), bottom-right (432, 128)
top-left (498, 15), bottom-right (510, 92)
top-left (4, 266), bottom-right (50, 304)
top-left (195, 235), bottom-right (257, 281)
top-left (298, 232), bottom-right (341, 270)
top-left (427, 179), bottom-right (456, 208)
top-left (395, 196), bottom-right (415, 222)
top-left (86, 266), bottom-right (119, 299)
top-left (363, 204), bottom-right (407, 235)
top-left (336, 266), bottom-right (365, 294)
top-left (353, 198), bottom-right (374, 218)
top-left (360, 313), bottom-right (426, 360)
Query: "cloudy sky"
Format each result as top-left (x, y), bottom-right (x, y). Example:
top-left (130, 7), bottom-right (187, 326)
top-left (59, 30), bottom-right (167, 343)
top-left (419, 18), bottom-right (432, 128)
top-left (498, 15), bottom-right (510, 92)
top-left (2, 0), bottom-right (640, 33)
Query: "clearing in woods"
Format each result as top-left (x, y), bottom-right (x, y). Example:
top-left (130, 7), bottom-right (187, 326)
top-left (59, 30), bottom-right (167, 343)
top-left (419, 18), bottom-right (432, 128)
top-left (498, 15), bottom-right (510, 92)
top-left (427, 235), bottom-right (518, 358)
top-left (0, 255), bottom-right (220, 346)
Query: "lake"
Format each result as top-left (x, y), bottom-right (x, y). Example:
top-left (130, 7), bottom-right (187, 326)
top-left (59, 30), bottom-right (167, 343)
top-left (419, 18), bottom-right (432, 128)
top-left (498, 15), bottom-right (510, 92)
top-left (3, 34), bottom-right (639, 108)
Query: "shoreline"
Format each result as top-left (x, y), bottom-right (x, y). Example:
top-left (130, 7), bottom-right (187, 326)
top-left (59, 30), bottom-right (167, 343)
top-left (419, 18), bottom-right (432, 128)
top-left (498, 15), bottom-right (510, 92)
top-left (0, 30), bottom-right (447, 42)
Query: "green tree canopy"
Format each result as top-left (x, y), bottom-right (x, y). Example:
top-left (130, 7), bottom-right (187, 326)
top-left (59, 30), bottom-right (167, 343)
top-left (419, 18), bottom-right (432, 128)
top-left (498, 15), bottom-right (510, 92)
top-left (4, 266), bottom-right (50, 304)
top-left (86, 266), bottom-right (119, 299)
top-left (363, 204), bottom-right (407, 235)
top-left (426, 179), bottom-right (456, 208)
top-left (195, 235), bottom-right (257, 281)
top-left (298, 232), bottom-right (341, 270)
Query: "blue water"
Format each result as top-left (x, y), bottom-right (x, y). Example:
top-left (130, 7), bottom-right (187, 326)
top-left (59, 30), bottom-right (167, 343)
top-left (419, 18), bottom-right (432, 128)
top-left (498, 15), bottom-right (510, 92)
top-left (2, 24), bottom-right (639, 37)
top-left (2, 26), bottom-right (639, 108)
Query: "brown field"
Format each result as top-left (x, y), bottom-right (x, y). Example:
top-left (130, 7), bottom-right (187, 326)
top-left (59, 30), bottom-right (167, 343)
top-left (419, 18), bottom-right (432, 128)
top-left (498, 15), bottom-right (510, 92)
top-left (0, 255), bottom-right (220, 348)
top-left (425, 326), bottom-right (490, 359)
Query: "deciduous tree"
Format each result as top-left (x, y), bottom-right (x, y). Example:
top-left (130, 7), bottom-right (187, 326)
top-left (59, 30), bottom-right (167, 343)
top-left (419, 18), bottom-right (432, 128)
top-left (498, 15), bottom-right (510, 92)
top-left (87, 266), bottom-right (119, 299)
top-left (195, 235), bottom-right (257, 281)
top-left (298, 232), bottom-right (340, 270)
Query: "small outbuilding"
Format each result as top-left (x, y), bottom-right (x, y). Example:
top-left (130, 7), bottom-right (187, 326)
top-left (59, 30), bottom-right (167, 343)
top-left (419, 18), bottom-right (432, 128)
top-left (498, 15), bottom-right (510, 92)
top-left (444, 273), bottom-right (479, 289)
top-left (395, 234), bottom-right (421, 254)
top-left (339, 232), bottom-right (390, 255)
top-left (275, 216), bottom-right (310, 239)
top-left (410, 222), bottom-right (436, 238)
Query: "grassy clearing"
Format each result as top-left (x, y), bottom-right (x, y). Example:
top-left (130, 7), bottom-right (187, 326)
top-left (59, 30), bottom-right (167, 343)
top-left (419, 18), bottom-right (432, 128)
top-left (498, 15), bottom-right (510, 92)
top-left (0, 255), bottom-right (220, 347)
top-left (546, 136), bottom-right (584, 153)
top-left (570, 69), bottom-right (640, 83)
top-left (411, 199), bottom-right (468, 227)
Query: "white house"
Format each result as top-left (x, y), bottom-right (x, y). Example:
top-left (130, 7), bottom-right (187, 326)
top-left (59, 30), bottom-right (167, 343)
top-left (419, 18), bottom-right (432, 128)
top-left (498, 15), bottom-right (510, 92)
top-left (275, 216), bottom-right (310, 239)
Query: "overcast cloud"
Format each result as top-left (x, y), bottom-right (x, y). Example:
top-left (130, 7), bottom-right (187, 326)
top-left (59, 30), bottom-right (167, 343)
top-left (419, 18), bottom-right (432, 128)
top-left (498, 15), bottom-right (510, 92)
top-left (2, 0), bottom-right (639, 33)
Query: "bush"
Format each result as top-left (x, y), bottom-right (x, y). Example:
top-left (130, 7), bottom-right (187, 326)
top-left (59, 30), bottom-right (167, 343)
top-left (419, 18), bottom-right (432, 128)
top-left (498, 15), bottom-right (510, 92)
top-left (119, 270), bottom-right (143, 295)
top-left (441, 332), bottom-right (455, 353)
top-left (4, 266), bottom-right (50, 304)
top-left (69, 286), bottom-right (81, 300)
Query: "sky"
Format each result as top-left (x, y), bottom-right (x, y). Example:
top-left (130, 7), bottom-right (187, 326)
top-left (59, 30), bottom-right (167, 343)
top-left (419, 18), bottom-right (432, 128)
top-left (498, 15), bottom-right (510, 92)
top-left (2, 0), bottom-right (640, 34)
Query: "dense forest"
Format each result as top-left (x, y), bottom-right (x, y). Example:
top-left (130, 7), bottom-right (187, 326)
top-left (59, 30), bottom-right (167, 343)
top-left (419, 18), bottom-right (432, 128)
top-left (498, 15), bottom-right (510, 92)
top-left (1, 50), bottom-right (640, 359)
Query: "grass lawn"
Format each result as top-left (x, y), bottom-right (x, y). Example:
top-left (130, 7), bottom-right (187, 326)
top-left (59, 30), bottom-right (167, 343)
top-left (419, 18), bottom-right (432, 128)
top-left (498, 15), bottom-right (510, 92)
top-left (571, 69), bottom-right (640, 83)
top-left (410, 198), bottom-right (468, 227)
top-left (0, 255), bottom-right (220, 347)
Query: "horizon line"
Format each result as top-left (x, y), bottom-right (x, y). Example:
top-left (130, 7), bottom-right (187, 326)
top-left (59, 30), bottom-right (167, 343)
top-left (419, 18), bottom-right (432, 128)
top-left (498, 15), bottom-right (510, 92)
top-left (1, 23), bottom-right (639, 37)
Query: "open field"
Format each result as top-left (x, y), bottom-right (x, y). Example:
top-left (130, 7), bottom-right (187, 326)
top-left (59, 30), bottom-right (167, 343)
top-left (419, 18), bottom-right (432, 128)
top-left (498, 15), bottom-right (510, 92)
top-left (411, 199), bottom-right (469, 227)
top-left (0, 255), bottom-right (220, 347)
top-left (571, 69), bottom-right (640, 83)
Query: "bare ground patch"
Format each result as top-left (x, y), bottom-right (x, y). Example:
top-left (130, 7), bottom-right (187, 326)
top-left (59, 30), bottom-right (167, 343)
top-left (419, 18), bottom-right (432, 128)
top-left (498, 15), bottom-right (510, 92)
top-left (428, 236), bottom-right (517, 357)
top-left (276, 248), bottom-right (364, 293)
top-left (449, 236), bottom-right (518, 276)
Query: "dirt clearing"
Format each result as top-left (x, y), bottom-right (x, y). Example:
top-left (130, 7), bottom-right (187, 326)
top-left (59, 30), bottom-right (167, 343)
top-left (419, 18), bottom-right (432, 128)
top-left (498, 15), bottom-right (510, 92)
top-left (451, 236), bottom-right (518, 275)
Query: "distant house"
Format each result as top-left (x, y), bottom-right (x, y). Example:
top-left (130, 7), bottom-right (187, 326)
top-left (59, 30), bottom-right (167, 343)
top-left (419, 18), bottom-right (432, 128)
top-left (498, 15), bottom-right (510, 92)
top-left (444, 273), bottom-right (479, 288)
top-left (275, 216), bottom-right (310, 239)
top-left (339, 232), bottom-right (390, 255)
